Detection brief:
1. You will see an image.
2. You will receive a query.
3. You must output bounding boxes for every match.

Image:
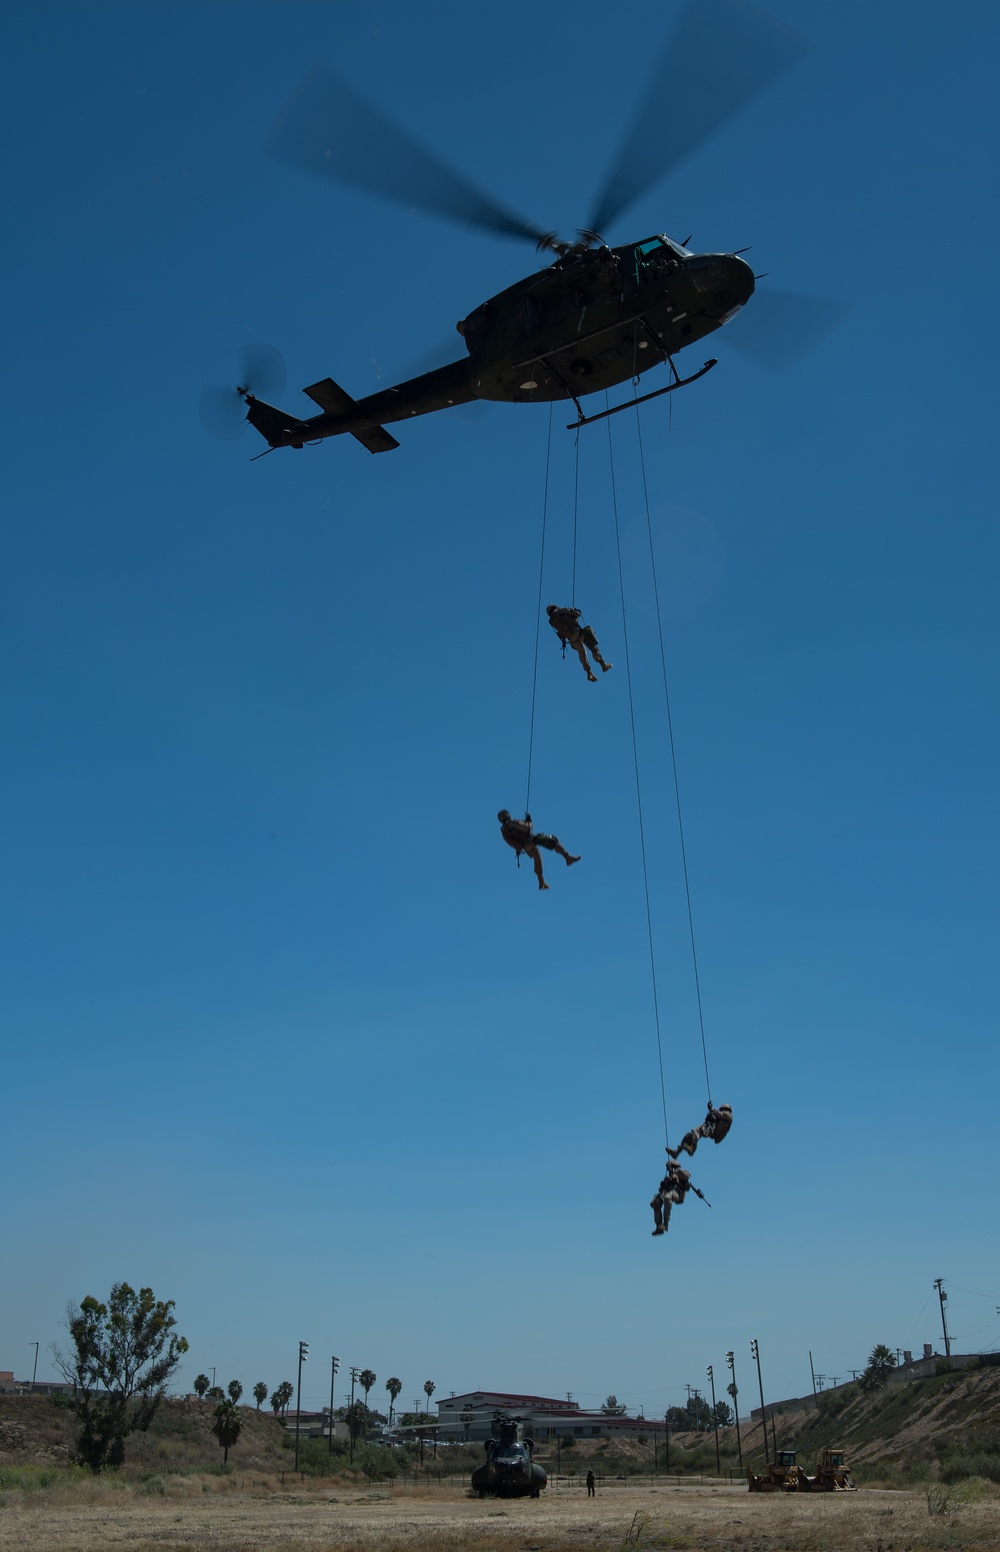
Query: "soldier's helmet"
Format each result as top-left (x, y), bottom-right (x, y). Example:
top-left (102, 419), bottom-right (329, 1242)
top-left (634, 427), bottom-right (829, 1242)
top-left (497, 809), bottom-right (511, 823)
top-left (546, 604), bottom-right (557, 615)
top-left (719, 1104), bottom-right (732, 1114)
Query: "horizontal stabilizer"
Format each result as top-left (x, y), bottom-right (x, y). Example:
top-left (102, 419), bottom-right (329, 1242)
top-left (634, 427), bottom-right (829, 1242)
top-left (303, 376), bottom-right (400, 454)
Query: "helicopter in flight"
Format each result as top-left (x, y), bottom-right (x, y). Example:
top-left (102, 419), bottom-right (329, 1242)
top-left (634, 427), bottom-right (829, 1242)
top-left (201, 0), bottom-right (843, 457)
top-left (470, 1416), bottom-right (548, 1499)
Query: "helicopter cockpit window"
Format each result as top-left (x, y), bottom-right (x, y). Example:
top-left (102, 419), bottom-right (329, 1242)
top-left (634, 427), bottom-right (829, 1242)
top-left (635, 236), bottom-right (687, 274)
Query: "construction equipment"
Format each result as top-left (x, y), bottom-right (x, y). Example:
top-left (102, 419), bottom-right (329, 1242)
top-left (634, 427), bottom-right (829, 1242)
top-left (747, 1451), bottom-right (809, 1491)
top-left (806, 1448), bottom-right (856, 1491)
top-left (748, 1447), bottom-right (855, 1492)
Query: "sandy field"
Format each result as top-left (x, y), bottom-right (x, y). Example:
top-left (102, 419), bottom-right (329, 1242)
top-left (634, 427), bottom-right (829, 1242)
top-left (2, 1475), bottom-right (999, 1552)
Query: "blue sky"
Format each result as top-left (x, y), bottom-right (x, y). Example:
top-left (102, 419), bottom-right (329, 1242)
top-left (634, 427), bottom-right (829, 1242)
top-left (2, 0), bottom-right (998, 1419)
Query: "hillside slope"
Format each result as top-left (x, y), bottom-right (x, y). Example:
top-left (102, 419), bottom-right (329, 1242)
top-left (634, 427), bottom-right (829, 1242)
top-left (674, 1361), bottom-right (1000, 1484)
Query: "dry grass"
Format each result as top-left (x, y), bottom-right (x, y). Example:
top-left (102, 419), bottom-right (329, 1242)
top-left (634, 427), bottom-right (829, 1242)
top-left (2, 1474), bottom-right (1000, 1552)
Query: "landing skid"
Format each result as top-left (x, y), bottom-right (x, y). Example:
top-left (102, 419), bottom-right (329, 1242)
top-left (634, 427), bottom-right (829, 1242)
top-left (566, 358), bottom-right (718, 429)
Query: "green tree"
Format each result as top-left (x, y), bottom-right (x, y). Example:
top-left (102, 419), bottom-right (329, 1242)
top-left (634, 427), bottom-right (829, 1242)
top-left (253, 1381), bottom-right (268, 1410)
top-left (270, 1389), bottom-right (282, 1419)
top-left (275, 1379), bottom-right (294, 1417)
top-left (193, 1373), bottom-right (210, 1401)
top-left (601, 1394), bottom-right (627, 1415)
top-left (211, 1397), bottom-right (243, 1464)
top-left (207, 1386), bottom-right (225, 1400)
top-left (385, 1376), bottom-right (402, 1425)
top-left (713, 1400), bottom-right (734, 1427)
top-left (344, 1399), bottom-right (367, 1440)
top-left (358, 1368), bottom-right (377, 1417)
top-left (860, 1344), bottom-right (896, 1392)
top-left (227, 1379), bottom-right (243, 1405)
top-left (54, 1282), bottom-right (188, 1472)
top-left (423, 1379), bottom-right (436, 1415)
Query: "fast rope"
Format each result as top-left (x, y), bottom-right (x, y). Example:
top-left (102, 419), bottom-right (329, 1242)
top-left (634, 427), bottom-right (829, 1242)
top-left (606, 399), bottom-right (670, 1147)
top-left (632, 402), bottom-right (714, 1109)
top-left (524, 402), bottom-right (554, 816)
top-left (571, 429), bottom-right (581, 609)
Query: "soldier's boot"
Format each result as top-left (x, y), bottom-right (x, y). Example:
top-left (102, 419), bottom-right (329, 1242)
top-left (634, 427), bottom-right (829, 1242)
top-left (555, 844), bottom-right (581, 866)
top-left (593, 650), bottom-right (613, 673)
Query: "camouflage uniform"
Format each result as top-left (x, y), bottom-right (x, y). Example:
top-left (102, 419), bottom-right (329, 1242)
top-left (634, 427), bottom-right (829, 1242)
top-left (497, 810), bottom-right (581, 891)
top-left (546, 605), bottom-right (612, 682)
top-left (666, 1103), bottom-right (733, 1160)
top-left (650, 1162), bottom-right (691, 1235)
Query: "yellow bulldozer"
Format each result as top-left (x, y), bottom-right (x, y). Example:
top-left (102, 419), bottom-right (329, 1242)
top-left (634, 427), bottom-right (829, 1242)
top-left (748, 1448), bottom-right (855, 1492)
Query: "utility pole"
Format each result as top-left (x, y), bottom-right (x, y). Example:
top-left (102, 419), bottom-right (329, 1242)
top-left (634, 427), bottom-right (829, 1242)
top-left (349, 1368), bottom-right (361, 1463)
top-left (328, 1357), bottom-right (339, 1456)
top-left (664, 1411), bottom-right (670, 1472)
top-left (725, 1352), bottom-right (742, 1467)
top-left (29, 1343), bottom-right (39, 1391)
top-left (294, 1341), bottom-right (308, 1472)
top-left (750, 1340), bottom-right (768, 1466)
top-left (808, 1351), bottom-right (817, 1395)
top-left (934, 1278), bottom-right (952, 1358)
top-left (706, 1365), bottom-right (721, 1476)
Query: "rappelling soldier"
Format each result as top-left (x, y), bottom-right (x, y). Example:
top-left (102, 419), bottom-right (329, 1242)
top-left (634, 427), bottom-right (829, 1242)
top-left (497, 810), bottom-right (580, 891)
top-left (665, 1103), bottom-right (733, 1160)
top-left (650, 1161), bottom-right (692, 1236)
top-left (546, 605), bottom-right (612, 682)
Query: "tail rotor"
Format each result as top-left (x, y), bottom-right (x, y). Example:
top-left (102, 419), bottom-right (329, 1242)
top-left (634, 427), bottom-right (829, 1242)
top-left (199, 344), bottom-right (287, 440)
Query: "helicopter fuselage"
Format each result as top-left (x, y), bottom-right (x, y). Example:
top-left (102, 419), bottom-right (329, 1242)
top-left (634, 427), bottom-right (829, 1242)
top-left (470, 1424), bottom-right (548, 1499)
top-left (244, 235), bottom-right (754, 452)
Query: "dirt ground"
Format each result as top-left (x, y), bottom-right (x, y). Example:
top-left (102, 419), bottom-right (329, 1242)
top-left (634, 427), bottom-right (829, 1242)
top-left (3, 1476), bottom-right (1000, 1552)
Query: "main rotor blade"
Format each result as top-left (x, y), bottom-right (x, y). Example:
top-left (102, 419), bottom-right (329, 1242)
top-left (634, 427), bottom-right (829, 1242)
top-left (268, 67), bottom-right (546, 245)
top-left (588, 0), bottom-right (810, 235)
top-left (725, 289), bottom-right (849, 371)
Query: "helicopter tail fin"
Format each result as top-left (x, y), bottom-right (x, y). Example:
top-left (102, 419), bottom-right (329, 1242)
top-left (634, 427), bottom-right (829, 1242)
top-left (303, 376), bottom-right (400, 454)
top-left (244, 397), bottom-right (311, 447)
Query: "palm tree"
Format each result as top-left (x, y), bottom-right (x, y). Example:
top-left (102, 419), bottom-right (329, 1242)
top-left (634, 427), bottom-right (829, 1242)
top-left (423, 1379), bottom-right (436, 1415)
top-left (385, 1377), bottom-right (402, 1426)
top-left (193, 1373), bottom-right (210, 1401)
top-left (211, 1398), bottom-right (242, 1465)
top-left (227, 1379), bottom-right (243, 1405)
top-left (253, 1381), bottom-right (268, 1410)
top-left (358, 1368), bottom-right (377, 1420)
top-left (271, 1379), bottom-right (293, 1419)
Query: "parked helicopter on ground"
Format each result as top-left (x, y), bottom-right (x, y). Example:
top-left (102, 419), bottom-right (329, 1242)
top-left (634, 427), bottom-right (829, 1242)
top-left (470, 1416), bottom-right (548, 1499)
top-left (200, 0), bottom-right (845, 455)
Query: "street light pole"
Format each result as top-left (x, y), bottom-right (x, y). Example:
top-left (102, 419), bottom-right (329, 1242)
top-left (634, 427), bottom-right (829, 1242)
top-left (328, 1357), bottom-right (339, 1456)
top-left (30, 1343), bottom-right (39, 1391)
top-left (725, 1352), bottom-right (742, 1467)
top-left (750, 1340), bottom-right (768, 1466)
top-left (294, 1342), bottom-right (309, 1472)
top-left (706, 1365), bottom-right (721, 1475)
